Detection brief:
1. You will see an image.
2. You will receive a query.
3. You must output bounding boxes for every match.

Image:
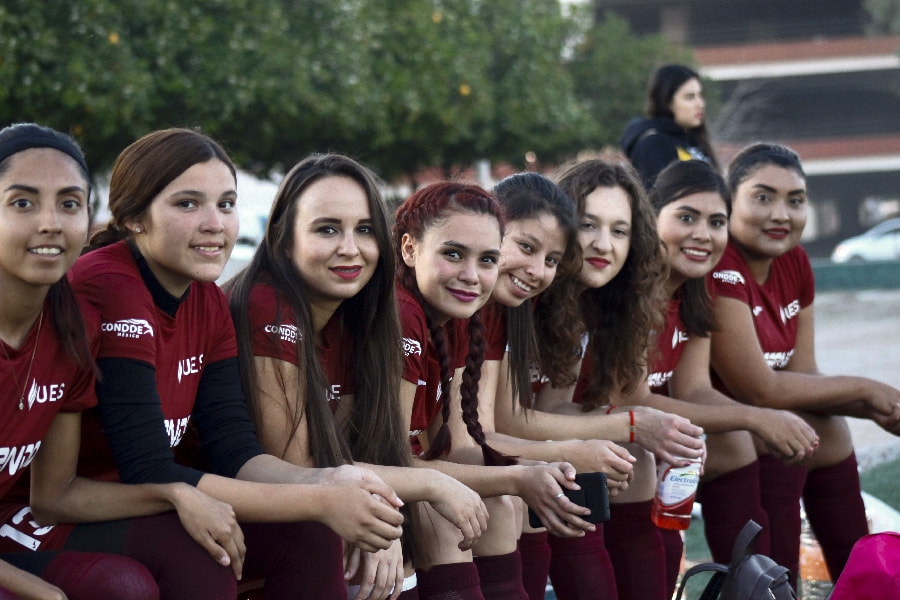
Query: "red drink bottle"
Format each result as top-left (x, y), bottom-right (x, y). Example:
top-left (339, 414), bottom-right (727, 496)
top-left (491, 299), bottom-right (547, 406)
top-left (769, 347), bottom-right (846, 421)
top-left (651, 457), bottom-right (702, 530)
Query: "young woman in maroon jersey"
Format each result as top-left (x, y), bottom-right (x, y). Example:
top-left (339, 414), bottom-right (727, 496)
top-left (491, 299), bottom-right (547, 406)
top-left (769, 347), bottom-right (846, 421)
top-left (0, 123), bottom-right (238, 600)
top-left (456, 172), bottom-right (638, 600)
top-left (227, 153), bottom-right (489, 600)
top-left (644, 159), bottom-right (818, 596)
top-left (708, 143), bottom-right (900, 584)
top-left (63, 129), bottom-right (406, 599)
top-left (504, 159), bottom-right (704, 600)
top-left (393, 182), bottom-right (592, 600)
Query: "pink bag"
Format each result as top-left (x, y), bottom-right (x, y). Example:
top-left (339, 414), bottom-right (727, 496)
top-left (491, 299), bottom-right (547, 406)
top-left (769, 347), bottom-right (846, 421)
top-left (829, 532), bottom-right (900, 600)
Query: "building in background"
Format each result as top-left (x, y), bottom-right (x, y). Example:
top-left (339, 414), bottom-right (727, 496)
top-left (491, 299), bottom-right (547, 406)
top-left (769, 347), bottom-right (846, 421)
top-left (597, 0), bottom-right (900, 257)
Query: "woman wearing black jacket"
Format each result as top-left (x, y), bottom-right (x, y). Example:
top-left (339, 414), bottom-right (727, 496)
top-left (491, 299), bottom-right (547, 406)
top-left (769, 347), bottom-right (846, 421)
top-left (620, 64), bottom-right (719, 187)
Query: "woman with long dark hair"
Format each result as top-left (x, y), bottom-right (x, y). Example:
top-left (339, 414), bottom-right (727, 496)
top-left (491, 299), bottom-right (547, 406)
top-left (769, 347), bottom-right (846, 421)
top-left (708, 143), bottom-right (900, 585)
top-left (0, 123), bottom-right (237, 600)
top-left (643, 159), bottom-right (818, 596)
top-left (227, 153), bottom-right (488, 600)
top-left (523, 159), bottom-right (706, 600)
top-left (394, 182), bottom-right (590, 600)
top-left (60, 128), bottom-right (405, 599)
top-left (620, 64), bottom-right (720, 187)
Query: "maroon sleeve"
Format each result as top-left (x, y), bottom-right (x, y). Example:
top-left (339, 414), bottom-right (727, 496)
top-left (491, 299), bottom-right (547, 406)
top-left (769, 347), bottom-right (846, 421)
top-left (708, 243), bottom-right (753, 305)
top-left (398, 289), bottom-right (428, 385)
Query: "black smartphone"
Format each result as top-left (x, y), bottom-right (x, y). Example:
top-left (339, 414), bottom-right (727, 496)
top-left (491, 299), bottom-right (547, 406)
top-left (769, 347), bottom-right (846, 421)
top-left (528, 471), bottom-right (610, 529)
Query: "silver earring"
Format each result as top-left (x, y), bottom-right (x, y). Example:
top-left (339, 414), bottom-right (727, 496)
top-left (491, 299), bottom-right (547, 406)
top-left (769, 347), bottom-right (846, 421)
top-left (134, 227), bottom-right (141, 233)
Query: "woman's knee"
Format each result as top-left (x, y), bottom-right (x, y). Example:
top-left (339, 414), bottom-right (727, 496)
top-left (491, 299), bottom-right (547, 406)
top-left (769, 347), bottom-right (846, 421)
top-left (44, 552), bottom-right (160, 600)
top-left (703, 430), bottom-right (757, 480)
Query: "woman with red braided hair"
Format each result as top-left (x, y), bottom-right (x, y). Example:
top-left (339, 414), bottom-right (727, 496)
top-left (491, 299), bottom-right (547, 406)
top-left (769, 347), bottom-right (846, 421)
top-left (394, 182), bottom-right (593, 600)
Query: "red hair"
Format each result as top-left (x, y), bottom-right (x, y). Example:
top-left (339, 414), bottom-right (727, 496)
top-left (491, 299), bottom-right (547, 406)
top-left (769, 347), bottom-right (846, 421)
top-left (394, 182), bottom-right (514, 466)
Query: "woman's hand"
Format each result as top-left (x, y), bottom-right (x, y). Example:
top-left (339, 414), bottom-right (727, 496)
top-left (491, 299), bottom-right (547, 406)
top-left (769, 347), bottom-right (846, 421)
top-left (0, 559), bottom-right (68, 600)
top-left (425, 471), bottom-right (490, 550)
top-left (557, 440), bottom-right (635, 496)
top-left (170, 483), bottom-right (245, 580)
top-left (861, 380), bottom-right (900, 430)
top-left (317, 478), bottom-right (405, 553)
top-left (755, 408), bottom-right (819, 464)
top-left (513, 462), bottom-right (594, 538)
top-left (345, 539), bottom-right (405, 600)
top-left (625, 406), bottom-right (704, 465)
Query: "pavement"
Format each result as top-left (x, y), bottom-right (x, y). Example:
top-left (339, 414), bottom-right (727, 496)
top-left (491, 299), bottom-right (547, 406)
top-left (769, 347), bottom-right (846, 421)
top-left (814, 288), bottom-right (900, 471)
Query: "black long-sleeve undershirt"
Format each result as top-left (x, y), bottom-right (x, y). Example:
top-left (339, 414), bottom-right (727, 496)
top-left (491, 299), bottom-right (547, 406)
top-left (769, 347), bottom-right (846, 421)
top-left (96, 356), bottom-right (264, 486)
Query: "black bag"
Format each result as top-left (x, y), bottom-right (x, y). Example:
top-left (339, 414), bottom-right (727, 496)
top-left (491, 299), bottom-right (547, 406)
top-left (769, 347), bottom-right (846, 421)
top-left (676, 520), bottom-right (798, 600)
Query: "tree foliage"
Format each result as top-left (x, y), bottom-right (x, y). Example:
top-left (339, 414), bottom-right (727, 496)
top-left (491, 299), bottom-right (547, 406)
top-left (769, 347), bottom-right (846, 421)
top-left (0, 0), bottom-right (682, 180)
top-left (865, 0), bottom-right (900, 34)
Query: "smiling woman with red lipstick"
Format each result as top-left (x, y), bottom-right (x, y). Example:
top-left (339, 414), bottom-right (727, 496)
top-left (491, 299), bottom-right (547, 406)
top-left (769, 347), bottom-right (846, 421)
top-left (708, 143), bottom-right (900, 587)
top-left (394, 182), bottom-right (589, 600)
top-left (524, 159), bottom-right (706, 600)
top-left (227, 154), bottom-right (494, 600)
top-left (65, 131), bottom-right (412, 599)
top-left (639, 159), bottom-right (818, 596)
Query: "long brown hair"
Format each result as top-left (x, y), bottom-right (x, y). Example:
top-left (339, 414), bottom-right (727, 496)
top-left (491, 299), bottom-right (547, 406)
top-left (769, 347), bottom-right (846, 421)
top-left (646, 64), bottom-right (719, 171)
top-left (554, 159), bottom-right (667, 411)
top-left (393, 182), bottom-right (515, 467)
top-left (491, 173), bottom-right (580, 409)
top-left (228, 154), bottom-right (408, 469)
top-left (227, 154), bottom-right (426, 565)
top-left (649, 159), bottom-right (730, 337)
top-left (88, 128), bottom-right (236, 251)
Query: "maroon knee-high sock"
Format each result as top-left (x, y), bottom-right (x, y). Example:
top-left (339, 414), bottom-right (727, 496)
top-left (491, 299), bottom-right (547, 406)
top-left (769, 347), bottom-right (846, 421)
top-left (698, 460), bottom-right (771, 564)
top-left (547, 526), bottom-right (616, 600)
top-left (518, 532), bottom-right (551, 600)
top-left (758, 454), bottom-right (807, 585)
top-left (604, 500), bottom-right (667, 600)
top-left (399, 586), bottom-right (420, 600)
top-left (241, 521), bottom-right (346, 600)
top-left (416, 562), bottom-right (485, 600)
top-left (474, 550), bottom-right (527, 600)
top-left (659, 527), bottom-right (684, 599)
top-left (803, 452), bottom-right (868, 581)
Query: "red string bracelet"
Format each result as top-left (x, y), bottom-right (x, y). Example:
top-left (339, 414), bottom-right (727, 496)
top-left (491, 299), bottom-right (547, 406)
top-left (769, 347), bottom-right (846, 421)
top-left (629, 410), bottom-right (635, 444)
top-left (606, 405), bottom-right (617, 414)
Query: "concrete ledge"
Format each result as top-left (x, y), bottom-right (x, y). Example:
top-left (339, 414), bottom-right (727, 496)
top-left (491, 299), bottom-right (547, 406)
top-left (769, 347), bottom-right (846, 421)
top-left (812, 260), bottom-right (900, 291)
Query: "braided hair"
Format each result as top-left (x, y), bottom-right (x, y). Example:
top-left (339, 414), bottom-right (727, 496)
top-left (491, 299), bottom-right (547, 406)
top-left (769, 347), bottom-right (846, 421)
top-left (394, 182), bottom-right (515, 466)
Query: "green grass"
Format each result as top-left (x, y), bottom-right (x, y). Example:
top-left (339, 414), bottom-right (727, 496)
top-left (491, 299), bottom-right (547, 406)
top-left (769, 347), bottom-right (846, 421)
top-left (860, 457), bottom-right (900, 513)
top-left (676, 456), bottom-right (900, 599)
top-left (546, 458), bottom-right (900, 599)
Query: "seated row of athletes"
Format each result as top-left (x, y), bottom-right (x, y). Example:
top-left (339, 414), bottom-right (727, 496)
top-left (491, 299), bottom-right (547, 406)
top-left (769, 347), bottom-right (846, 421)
top-left (0, 121), bottom-right (897, 600)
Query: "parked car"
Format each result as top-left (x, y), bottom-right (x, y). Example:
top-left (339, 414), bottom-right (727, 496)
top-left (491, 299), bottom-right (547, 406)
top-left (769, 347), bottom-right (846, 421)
top-left (218, 210), bottom-right (267, 284)
top-left (831, 217), bottom-right (900, 263)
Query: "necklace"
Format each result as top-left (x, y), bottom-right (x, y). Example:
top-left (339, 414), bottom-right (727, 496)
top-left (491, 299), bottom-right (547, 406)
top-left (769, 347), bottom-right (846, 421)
top-left (0, 309), bottom-right (44, 411)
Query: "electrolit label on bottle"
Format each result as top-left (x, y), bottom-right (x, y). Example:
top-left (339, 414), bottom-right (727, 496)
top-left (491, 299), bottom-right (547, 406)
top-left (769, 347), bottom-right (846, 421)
top-left (657, 462), bottom-right (700, 507)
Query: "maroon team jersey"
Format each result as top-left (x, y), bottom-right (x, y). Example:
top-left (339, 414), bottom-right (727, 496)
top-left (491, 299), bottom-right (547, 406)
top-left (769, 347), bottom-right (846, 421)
top-left (480, 303), bottom-right (508, 362)
top-left (647, 298), bottom-right (688, 395)
top-left (67, 241), bottom-right (238, 480)
top-left (0, 299), bottom-right (98, 499)
top-left (708, 241), bottom-right (815, 397)
top-left (246, 282), bottom-right (356, 412)
top-left (0, 299), bottom-right (99, 552)
top-left (397, 284), bottom-right (464, 453)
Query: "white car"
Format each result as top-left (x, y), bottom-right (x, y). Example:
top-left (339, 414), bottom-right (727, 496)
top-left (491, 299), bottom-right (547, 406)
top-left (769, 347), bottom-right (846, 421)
top-left (831, 218), bottom-right (900, 263)
top-left (218, 210), bottom-right (267, 284)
